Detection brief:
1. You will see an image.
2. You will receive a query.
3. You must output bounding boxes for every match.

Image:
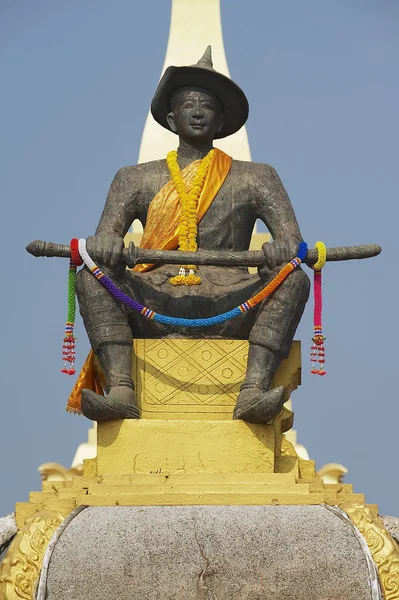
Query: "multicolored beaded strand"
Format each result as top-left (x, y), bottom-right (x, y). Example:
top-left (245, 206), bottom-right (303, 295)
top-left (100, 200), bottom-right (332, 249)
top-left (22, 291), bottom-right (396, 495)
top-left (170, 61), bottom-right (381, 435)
top-left (310, 241), bottom-right (327, 375)
top-left (78, 238), bottom-right (308, 328)
top-left (61, 238), bottom-right (83, 375)
top-left (60, 238), bottom-right (335, 380)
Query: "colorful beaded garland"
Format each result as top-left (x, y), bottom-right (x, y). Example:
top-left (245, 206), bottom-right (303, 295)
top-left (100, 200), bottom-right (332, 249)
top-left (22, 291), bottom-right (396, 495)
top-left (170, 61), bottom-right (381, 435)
top-left (61, 238), bottom-right (80, 375)
top-left (61, 238), bottom-right (335, 381)
top-left (310, 241), bottom-right (327, 376)
top-left (77, 238), bottom-right (308, 328)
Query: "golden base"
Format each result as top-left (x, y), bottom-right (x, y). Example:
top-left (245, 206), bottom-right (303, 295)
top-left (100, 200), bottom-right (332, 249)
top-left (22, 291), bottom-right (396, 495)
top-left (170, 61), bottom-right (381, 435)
top-left (15, 339), bottom-right (373, 524)
top-left (14, 413), bottom-right (371, 528)
top-left (13, 339), bottom-right (374, 524)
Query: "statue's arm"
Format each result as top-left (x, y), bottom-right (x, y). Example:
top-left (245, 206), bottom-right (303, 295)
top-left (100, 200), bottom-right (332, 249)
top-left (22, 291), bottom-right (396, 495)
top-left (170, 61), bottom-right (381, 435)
top-left (255, 164), bottom-right (303, 271)
top-left (256, 164), bottom-right (302, 243)
top-left (95, 167), bottom-right (138, 237)
top-left (87, 167), bottom-right (139, 269)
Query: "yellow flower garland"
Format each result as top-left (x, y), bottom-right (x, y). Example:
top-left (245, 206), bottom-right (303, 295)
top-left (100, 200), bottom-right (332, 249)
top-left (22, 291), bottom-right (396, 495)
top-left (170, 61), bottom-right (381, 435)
top-left (166, 149), bottom-right (214, 285)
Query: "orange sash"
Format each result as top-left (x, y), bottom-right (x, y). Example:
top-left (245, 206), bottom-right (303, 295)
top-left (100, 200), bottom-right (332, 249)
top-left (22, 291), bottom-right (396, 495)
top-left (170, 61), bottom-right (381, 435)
top-left (67, 148), bottom-right (232, 413)
top-left (133, 148), bottom-right (232, 271)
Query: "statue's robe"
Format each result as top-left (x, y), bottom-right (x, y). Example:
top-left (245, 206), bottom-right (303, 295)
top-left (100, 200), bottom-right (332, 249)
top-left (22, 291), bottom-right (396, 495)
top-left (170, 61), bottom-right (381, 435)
top-left (72, 149), bottom-right (310, 411)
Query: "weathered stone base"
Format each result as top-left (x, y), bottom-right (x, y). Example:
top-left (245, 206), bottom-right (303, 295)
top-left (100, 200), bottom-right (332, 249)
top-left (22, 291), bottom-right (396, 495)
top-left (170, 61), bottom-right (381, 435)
top-left (41, 505), bottom-right (379, 600)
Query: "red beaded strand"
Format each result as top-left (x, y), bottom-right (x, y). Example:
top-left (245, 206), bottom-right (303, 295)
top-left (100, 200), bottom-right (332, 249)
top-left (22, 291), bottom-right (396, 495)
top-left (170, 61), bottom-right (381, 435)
top-left (70, 237), bottom-right (83, 266)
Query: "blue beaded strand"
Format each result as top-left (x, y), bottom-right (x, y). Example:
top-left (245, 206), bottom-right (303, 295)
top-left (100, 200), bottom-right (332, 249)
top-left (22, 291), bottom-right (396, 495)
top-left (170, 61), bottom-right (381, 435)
top-left (153, 306), bottom-right (243, 328)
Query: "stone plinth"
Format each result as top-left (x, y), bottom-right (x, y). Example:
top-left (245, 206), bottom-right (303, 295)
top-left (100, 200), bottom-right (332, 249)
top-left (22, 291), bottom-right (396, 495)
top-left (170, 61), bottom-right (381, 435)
top-left (41, 505), bottom-right (379, 600)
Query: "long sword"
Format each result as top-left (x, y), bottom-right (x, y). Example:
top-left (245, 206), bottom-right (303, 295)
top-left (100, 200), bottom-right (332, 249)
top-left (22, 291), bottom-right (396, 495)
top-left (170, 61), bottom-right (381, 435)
top-left (26, 240), bottom-right (381, 268)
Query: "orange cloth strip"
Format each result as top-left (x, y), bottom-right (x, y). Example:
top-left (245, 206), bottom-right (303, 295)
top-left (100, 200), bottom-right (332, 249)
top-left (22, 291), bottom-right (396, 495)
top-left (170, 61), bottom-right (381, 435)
top-left (66, 350), bottom-right (105, 414)
top-left (66, 149), bottom-right (232, 413)
top-left (133, 148), bottom-right (232, 272)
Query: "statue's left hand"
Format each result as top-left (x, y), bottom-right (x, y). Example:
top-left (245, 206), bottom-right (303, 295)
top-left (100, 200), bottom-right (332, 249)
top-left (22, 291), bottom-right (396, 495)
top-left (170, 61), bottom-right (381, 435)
top-left (258, 240), bottom-right (298, 279)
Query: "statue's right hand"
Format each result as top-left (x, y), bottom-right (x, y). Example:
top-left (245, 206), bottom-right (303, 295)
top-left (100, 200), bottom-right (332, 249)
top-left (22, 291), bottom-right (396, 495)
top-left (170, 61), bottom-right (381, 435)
top-left (86, 235), bottom-right (124, 269)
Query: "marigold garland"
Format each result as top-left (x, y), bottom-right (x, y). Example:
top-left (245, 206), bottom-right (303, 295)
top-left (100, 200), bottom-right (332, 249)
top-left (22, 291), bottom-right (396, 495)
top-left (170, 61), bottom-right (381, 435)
top-left (166, 149), bottom-right (215, 285)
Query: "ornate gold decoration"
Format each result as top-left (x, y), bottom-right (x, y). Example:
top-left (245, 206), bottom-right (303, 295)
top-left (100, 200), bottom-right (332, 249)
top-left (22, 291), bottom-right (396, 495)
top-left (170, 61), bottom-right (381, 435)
top-left (341, 502), bottom-right (399, 600)
top-left (0, 509), bottom-right (66, 600)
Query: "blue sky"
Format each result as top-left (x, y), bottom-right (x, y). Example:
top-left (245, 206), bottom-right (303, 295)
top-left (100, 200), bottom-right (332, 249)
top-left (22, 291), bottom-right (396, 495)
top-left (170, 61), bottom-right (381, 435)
top-left (1, 0), bottom-right (398, 516)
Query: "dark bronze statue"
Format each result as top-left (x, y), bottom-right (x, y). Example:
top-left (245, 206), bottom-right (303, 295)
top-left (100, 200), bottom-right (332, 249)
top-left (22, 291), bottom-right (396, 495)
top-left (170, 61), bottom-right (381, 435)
top-left (27, 48), bottom-right (381, 423)
top-left (72, 46), bottom-right (310, 423)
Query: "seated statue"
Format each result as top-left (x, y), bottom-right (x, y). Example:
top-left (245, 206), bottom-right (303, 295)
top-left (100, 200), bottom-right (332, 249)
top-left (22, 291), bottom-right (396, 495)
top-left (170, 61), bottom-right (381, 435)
top-left (76, 47), bottom-right (310, 423)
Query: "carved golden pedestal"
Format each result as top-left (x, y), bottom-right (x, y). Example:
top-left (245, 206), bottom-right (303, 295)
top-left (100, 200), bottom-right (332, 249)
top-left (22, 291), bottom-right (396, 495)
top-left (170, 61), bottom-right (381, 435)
top-left (132, 338), bottom-right (301, 421)
top-left (14, 339), bottom-right (369, 525)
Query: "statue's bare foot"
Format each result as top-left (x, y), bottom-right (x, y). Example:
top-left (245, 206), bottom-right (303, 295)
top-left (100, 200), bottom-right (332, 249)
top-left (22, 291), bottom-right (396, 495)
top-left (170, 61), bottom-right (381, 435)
top-left (233, 386), bottom-right (285, 424)
top-left (81, 385), bottom-right (139, 421)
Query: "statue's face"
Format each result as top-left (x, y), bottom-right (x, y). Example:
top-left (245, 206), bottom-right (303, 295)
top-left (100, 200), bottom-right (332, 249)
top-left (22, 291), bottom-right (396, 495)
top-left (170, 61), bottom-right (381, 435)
top-left (167, 88), bottom-right (225, 143)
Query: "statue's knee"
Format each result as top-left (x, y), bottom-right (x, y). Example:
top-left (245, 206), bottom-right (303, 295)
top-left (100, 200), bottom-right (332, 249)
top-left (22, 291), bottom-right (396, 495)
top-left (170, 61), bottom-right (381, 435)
top-left (295, 268), bottom-right (311, 297)
top-left (75, 267), bottom-right (94, 300)
top-left (290, 268), bottom-right (311, 301)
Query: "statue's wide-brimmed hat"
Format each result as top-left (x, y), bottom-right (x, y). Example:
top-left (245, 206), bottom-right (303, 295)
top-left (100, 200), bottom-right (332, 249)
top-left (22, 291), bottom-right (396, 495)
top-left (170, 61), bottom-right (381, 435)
top-left (151, 46), bottom-right (249, 139)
